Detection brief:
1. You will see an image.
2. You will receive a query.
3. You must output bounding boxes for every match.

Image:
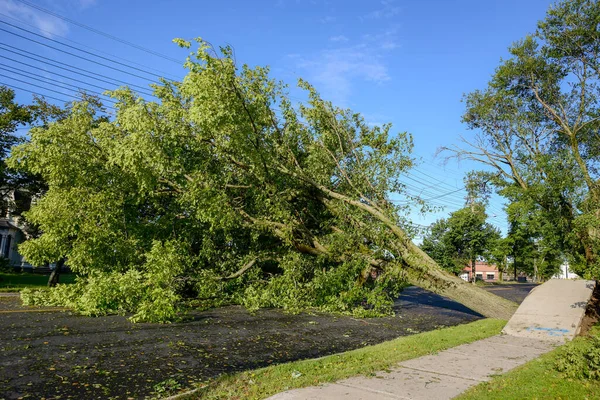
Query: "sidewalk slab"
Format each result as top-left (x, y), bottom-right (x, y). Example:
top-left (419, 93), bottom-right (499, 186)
top-left (442, 334), bottom-right (554, 364)
top-left (337, 369), bottom-right (475, 400)
top-left (268, 382), bottom-right (404, 399)
top-left (479, 333), bottom-right (557, 350)
top-left (502, 279), bottom-right (595, 343)
top-left (398, 339), bottom-right (528, 382)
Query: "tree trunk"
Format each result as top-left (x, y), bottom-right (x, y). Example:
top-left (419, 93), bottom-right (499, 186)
top-left (471, 256), bottom-right (476, 284)
top-left (403, 242), bottom-right (518, 320)
top-left (264, 173), bottom-right (519, 321)
top-left (47, 259), bottom-right (64, 288)
top-left (513, 255), bottom-right (517, 281)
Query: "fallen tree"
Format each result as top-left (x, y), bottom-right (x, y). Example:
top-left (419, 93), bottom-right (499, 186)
top-left (12, 40), bottom-right (517, 322)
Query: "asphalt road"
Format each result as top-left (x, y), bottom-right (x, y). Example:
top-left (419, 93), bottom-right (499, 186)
top-left (0, 284), bottom-right (535, 399)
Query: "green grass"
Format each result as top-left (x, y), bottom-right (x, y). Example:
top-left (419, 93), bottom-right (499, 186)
top-left (189, 319), bottom-right (506, 400)
top-left (456, 331), bottom-right (600, 400)
top-left (0, 272), bottom-right (76, 292)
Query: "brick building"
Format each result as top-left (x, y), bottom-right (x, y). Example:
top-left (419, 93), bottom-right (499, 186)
top-left (459, 261), bottom-right (499, 282)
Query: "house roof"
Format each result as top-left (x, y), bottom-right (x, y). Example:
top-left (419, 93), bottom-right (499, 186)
top-left (0, 219), bottom-right (19, 229)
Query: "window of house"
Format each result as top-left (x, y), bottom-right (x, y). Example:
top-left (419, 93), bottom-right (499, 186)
top-left (487, 273), bottom-right (495, 280)
top-left (475, 272), bottom-right (483, 278)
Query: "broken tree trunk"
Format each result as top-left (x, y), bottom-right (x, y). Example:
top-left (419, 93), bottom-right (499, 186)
top-left (402, 242), bottom-right (518, 320)
top-left (47, 259), bottom-right (64, 288)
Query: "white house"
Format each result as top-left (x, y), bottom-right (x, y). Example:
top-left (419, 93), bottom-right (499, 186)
top-left (553, 263), bottom-right (579, 279)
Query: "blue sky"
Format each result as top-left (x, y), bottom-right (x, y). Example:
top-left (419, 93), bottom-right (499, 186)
top-left (0, 0), bottom-right (557, 238)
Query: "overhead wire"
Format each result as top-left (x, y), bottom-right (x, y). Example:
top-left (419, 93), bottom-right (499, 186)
top-left (0, 20), bottom-right (168, 80)
top-left (13, 0), bottom-right (182, 64)
top-left (0, 43), bottom-right (156, 96)
top-left (0, 66), bottom-right (117, 104)
top-left (0, 79), bottom-right (116, 111)
top-left (0, 25), bottom-right (161, 83)
top-left (2, 80), bottom-right (72, 103)
top-left (0, 11), bottom-right (180, 80)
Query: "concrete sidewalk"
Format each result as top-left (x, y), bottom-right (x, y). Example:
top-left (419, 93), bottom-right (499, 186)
top-left (268, 279), bottom-right (595, 400)
top-left (268, 334), bottom-right (556, 400)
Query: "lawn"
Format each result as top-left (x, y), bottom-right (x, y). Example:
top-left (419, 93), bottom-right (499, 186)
top-left (190, 318), bottom-right (506, 400)
top-left (457, 329), bottom-right (600, 400)
top-left (0, 272), bottom-right (76, 291)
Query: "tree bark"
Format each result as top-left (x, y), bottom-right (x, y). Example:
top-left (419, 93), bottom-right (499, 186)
top-left (47, 259), bottom-right (64, 288)
top-left (402, 241), bottom-right (518, 320)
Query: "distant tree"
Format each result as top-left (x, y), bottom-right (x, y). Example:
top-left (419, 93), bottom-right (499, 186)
top-left (487, 236), bottom-right (511, 281)
top-left (422, 204), bottom-right (500, 283)
top-left (421, 218), bottom-right (463, 274)
top-left (504, 202), bottom-right (562, 281)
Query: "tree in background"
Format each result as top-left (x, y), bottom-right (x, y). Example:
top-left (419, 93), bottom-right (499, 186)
top-left (0, 86), bottom-right (31, 212)
top-left (0, 86), bottom-right (70, 284)
top-left (420, 218), bottom-right (462, 274)
top-left (444, 0), bottom-right (600, 279)
top-left (487, 235), bottom-right (511, 281)
top-left (9, 40), bottom-right (517, 322)
top-left (504, 201), bottom-right (562, 281)
top-left (421, 204), bottom-right (500, 283)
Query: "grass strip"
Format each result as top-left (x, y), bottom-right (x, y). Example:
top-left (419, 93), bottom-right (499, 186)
top-left (456, 331), bottom-right (600, 400)
top-left (0, 272), bottom-right (76, 292)
top-left (188, 318), bottom-right (506, 400)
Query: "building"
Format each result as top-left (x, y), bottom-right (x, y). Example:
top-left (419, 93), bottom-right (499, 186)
top-left (459, 261), bottom-right (499, 282)
top-left (553, 263), bottom-right (579, 279)
top-left (0, 189), bottom-right (36, 271)
top-left (0, 218), bottom-right (27, 268)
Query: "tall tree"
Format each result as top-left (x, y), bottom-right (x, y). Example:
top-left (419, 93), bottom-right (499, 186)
top-left (10, 40), bottom-right (517, 322)
top-left (0, 86), bottom-right (31, 212)
top-left (443, 0), bottom-right (600, 279)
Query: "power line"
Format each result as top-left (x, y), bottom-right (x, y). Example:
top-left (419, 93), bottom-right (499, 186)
top-left (0, 20), bottom-right (168, 80)
top-left (1, 80), bottom-right (70, 103)
top-left (13, 0), bottom-right (181, 64)
top-left (408, 168), bottom-right (461, 191)
top-left (0, 44), bottom-right (156, 96)
top-left (0, 25), bottom-right (159, 83)
top-left (0, 66), bottom-right (117, 104)
top-left (0, 79), bottom-right (116, 111)
top-left (0, 58), bottom-right (128, 97)
top-left (0, 11), bottom-right (180, 80)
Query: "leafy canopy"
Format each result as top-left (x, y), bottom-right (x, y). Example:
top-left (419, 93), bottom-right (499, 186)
top-left (13, 39), bottom-right (420, 321)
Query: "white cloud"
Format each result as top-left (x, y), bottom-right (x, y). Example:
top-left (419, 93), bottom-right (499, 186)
top-left (329, 35), bottom-right (348, 43)
top-left (292, 43), bottom-right (390, 105)
top-left (320, 15), bottom-right (336, 24)
top-left (290, 22), bottom-right (401, 105)
top-left (363, 26), bottom-right (400, 51)
top-left (0, 0), bottom-right (69, 37)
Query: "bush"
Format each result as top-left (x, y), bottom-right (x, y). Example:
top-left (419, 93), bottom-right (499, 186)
top-left (555, 331), bottom-right (600, 380)
top-left (0, 258), bottom-right (13, 273)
